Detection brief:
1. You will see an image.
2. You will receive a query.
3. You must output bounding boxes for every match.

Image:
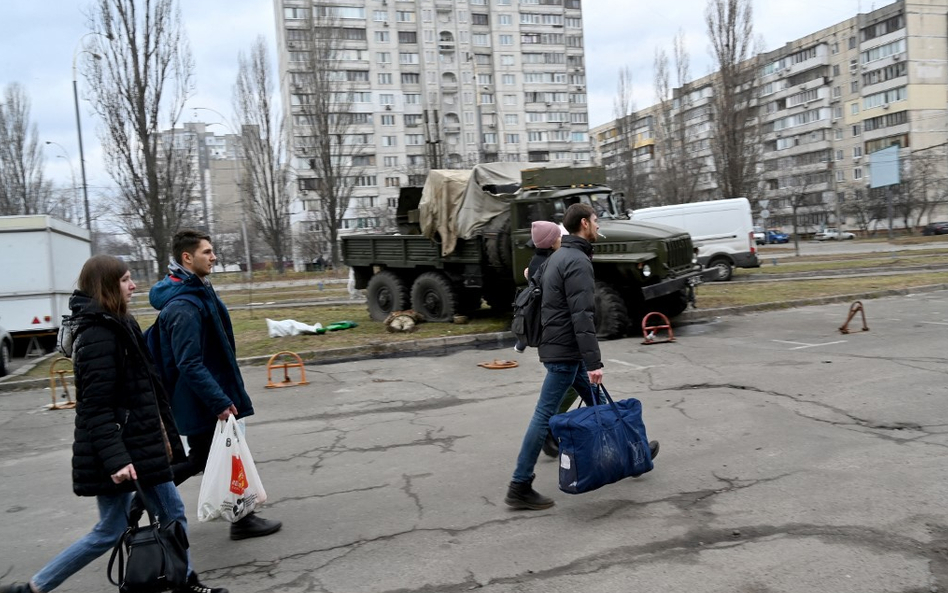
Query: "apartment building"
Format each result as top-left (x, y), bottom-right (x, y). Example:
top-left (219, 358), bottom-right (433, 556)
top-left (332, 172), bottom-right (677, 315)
top-left (273, 0), bottom-right (593, 258)
top-left (593, 0), bottom-right (948, 234)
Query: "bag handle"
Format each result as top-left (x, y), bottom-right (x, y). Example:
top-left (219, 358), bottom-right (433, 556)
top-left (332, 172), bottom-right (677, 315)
top-left (589, 384), bottom-right (635, 432)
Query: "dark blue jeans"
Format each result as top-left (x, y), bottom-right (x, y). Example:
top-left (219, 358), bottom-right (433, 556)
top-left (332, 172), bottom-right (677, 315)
top-left (512, 361), bottom-right (597, 483)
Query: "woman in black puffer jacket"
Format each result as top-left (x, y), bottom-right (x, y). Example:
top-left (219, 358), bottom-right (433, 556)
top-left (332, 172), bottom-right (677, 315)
top-left (0, 255), bottom-right (227, 593)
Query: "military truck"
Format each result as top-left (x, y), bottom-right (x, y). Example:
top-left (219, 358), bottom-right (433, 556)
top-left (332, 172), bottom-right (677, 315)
top-left (342, 163), bottom-right (713, 338)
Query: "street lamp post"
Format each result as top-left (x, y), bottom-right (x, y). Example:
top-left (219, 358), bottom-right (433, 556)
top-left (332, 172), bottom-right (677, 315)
top-left (45, 141), bottom-right (79, 225)
top-left (73, 35), bottom-right (102, 233)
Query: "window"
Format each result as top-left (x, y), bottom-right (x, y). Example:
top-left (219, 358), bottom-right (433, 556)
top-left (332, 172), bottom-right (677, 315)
top-left (374, 30), bottom-right (390, 42)
top-left (398, 31), bottom-right (417, 43)
top-left (836, 170), bottom-right (845, 182)
top-left (472, 13), bottom-right (489, 25)
top-left (378, 73), bottom-right (392, 84)
top-left (504, 133), bottom-right (519, 143)
top-left (835, 128), bottom-right (844, 140)
top-left (473, 33), bottom-right (489, 46)
top-left (852, 124), bottom-right (861, 137)
top-left (853, 146), bottom-right (863, 158)
top-left (373, 10), bottom-right (388, 21)
top-left (528, 131), bottom-right (547, 142)
top-left (836, 149), bottom-right (844, 161)
top-left (833, 64), bottom-right (841, 76)
top-left (863, 85), bottom-right (907, 109)
top-left (383, 156), bottom-right (399, 166)
top-left (385, 176), bottom-right (401, 187)
top-left (404, 114), bottom-right (423, 126)
top-left (315, 6), bottom-right (365, 19)
top-left (853, 168), bottom-right (863, 180)
top-left (395, 11), bottom-right (415, 22)
top-left (500, 54), bottom-right (515, 66)
top-left (376, 52), bottom-right (391, 64)
top-left (477, 73), bottom-right (493, 84)
top-left (406, 134), bottom-right (424, 145)
top-left (404, 93), bottom-right (421, 104)
top-left (503, 94), bottom-right (517, 105)
top-left (499, 14), bottom-right (512, 25)
top-left (347, 70), bottom-right (369, 82)
top-left (284, 7), bottom-right (307, 19)
top-left (848, 35), bottom-right (857, 49)
top-left (399, 52), bottom-right (419, 64)
top-left (380, 93), bottom-right (395, 105)
top-left (481, 93), bottom-right (494, 104)
top-left (499, 35), bottom-right (513, 46)
top-left (387, 198), bottom-right (398, 208)
top-left (502, 74), bottom-right (516, 85)
top-left (504, 114), bottom-right (519, 125)
top-left (401, 72), bottom-right (420, 84)
top-left (382, 136), bottom-right (397, 146)
top-left (571, 132), bottom-right (588, 142)
top-left (483, 132), bottom-right (497, 144)
top-left (851, 80), bottom-right (860, 93)
top-left (381, 114), bottom-right (395, 126)
top-left (851, 103), bottom-right (859, 115)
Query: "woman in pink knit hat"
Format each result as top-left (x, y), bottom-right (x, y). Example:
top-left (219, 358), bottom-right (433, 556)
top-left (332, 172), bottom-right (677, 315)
top-left (513, 221), bottom-right (563, 354)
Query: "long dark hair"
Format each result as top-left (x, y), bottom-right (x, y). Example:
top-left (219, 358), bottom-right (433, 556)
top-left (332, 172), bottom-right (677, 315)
top-left (77, 255), bottom-right (130, 317)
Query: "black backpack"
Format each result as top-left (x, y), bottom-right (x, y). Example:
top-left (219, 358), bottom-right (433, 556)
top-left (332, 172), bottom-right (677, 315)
top-left (511, 266), bottom-right (545, 348)
top-left (143, 294), bottom-right (205, 387)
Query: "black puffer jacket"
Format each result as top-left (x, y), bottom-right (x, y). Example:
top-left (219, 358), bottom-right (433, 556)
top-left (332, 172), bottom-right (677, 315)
top-left (64, 292), bottom-right (186, 496)
top-left (536, 235), bottom-right (603, 371)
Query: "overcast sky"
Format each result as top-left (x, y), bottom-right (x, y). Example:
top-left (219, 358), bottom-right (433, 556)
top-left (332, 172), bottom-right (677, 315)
top-left (1, 0), bottom-right (888, 202)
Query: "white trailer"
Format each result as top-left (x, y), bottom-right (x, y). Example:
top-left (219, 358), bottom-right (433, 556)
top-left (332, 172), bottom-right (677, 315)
top-left (0, 215), bottom-right (91, 341)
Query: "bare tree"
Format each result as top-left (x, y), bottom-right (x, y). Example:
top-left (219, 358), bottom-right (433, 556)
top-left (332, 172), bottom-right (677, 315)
top-left (295, 8), bottom-right (364, 267)
top-left (652, 31), bottom-right (706, 206)
top-left (705, 0), bottom-right (761, 201)
top-left (234, 37), bottom-right (292, 273)
top-left (897, 147), bottom-right (948, 232)
top-left (607, 66), bottom-right (645, 208)
top-left (83, 0), bottom-right (196, 276)
top-left (0, 83), bottom-right (52, 216)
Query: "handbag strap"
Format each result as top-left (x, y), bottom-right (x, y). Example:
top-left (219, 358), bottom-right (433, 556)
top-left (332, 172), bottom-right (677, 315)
top-left (131, 479), bottom-right (160, 526)
top-left (107, 526), bottom-right (132, 587)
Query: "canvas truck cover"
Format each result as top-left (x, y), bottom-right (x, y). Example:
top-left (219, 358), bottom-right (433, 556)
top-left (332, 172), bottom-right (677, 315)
top-left (421, 162), bottom-right (560, 257)
top-left (418, 169), bottom-right (471, 257)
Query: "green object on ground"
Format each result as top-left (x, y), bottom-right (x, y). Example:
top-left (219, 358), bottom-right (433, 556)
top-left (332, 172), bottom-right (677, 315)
top-left (325, 321), bottom-right (358, 331)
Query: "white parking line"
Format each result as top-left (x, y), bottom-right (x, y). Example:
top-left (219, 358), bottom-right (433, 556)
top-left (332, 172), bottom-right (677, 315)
top-left (607, 359), bottom-right (658, 370)
top-left (919, 321), bottom-right (948, 326)
top-left (771, 339), bottom-right (848, 350)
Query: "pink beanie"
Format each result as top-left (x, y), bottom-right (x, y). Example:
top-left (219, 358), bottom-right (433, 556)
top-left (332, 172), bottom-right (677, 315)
top-left (531, 221), bottom-right (561, 249)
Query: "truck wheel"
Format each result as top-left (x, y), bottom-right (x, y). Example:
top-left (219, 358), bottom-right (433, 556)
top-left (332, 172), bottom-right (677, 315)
top-left (411, 272), bottom-right (457, 322)
top-left (366, 271), bottom-right (410, 321)
top-left (595, 282), bottom-right (630, 340)
top-left (0, 339), bottom-right (10, 378)
top-left (483, 212), bottom-right (512, 270)
top-left (708, 257), bottom-right (733, 282)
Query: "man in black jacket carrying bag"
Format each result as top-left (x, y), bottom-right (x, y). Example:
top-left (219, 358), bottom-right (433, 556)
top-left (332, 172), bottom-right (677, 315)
top-left (505, 203), bottom-right (605, 510)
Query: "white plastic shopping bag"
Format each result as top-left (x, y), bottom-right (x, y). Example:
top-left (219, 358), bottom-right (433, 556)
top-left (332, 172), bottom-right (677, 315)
top-left (197, 416), bottom-right (268, 523)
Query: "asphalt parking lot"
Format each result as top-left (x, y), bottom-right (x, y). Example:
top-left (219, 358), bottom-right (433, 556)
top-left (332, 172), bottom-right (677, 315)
top-left (3, 289), bottom-right (948, 592)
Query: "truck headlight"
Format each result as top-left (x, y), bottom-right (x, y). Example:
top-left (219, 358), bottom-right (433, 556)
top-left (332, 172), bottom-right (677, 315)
top-left (641, 264), bottom-right (651, 277)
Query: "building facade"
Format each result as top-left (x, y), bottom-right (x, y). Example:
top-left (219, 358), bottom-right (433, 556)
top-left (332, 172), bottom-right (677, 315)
top-left (273, 0), bottom-right (593, 259)
top-left (592, 0), bottom-right (948, 236)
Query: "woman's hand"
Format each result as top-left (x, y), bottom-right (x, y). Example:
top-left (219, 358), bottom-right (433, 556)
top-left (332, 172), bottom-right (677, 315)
top-left (111, 463), bottom-right (138, 484)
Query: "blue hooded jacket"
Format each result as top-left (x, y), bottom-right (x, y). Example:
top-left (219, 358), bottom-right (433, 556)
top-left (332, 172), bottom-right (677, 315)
top-left (149, 261), bottom-right (254, 436)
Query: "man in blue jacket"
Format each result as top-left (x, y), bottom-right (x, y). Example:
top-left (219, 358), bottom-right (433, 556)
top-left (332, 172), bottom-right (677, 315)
top-left (150, 229), bottom-right (282, 540)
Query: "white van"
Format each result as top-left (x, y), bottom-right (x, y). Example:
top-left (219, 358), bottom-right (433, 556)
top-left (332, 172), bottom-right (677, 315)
top-left (630, 198), bottom-right (759, 281)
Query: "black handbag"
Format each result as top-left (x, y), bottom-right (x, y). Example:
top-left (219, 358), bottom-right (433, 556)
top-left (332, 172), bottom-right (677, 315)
top-left (107, 480), bottom-right (190, 593)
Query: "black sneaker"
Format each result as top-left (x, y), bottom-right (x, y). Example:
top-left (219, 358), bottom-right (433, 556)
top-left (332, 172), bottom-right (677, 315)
top-left (632, 440), bottom-right (660, 478)
top-left (0, 583), bottom-right (32, 593)
top-left (230, 512), bottom-right (283, 540)
top-left (176, 573), bottom-right (228, 593)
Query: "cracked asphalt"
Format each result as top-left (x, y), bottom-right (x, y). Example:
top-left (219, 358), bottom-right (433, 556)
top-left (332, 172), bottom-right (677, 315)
top-left (3, 289), bottom-right (948, 593)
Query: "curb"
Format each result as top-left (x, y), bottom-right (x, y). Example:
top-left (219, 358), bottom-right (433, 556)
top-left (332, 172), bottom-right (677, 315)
top-left (3, 283), bottom-right (946, 394)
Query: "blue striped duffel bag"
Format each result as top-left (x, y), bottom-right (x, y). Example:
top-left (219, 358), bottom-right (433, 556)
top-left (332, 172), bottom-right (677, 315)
top-left (549, 385), bottom-right (653, 494)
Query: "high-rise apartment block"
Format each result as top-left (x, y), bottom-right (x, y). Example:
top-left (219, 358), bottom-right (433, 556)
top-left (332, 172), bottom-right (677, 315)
top-left (273, 0), bottom-right (592, 256)
top-left (593, 0), bottom-right (948, 234)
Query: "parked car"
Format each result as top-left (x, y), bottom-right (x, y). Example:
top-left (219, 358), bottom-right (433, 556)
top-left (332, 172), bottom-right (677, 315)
top-left (815, 228), bottom-right (855, 241)
top-left (922, 222), bottom-right (948, 236)
top-left (765, 229), bottom-right (790, 244)
top-left (0, 324), bottom-right (12, 378)
top-left (753, 225), bottom-right (766, 245)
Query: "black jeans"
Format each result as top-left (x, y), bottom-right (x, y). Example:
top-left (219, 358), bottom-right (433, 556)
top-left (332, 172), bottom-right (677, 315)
top-left (171, 430), bottom-right (214, 486)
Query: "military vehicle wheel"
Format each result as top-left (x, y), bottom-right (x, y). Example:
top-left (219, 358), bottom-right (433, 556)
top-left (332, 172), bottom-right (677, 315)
top-left (654, 290), bottom-right (689, 318)
top-left (366, 271), bottom-right (410, 321)
top-left (708, 257), bottom-right (733, 281)
top-left (483, 212), bottom-right (512, 270)
top-left (595, 282), bottom-right (630, 340)
top-left (411, 272), bottom-right (457, 322)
